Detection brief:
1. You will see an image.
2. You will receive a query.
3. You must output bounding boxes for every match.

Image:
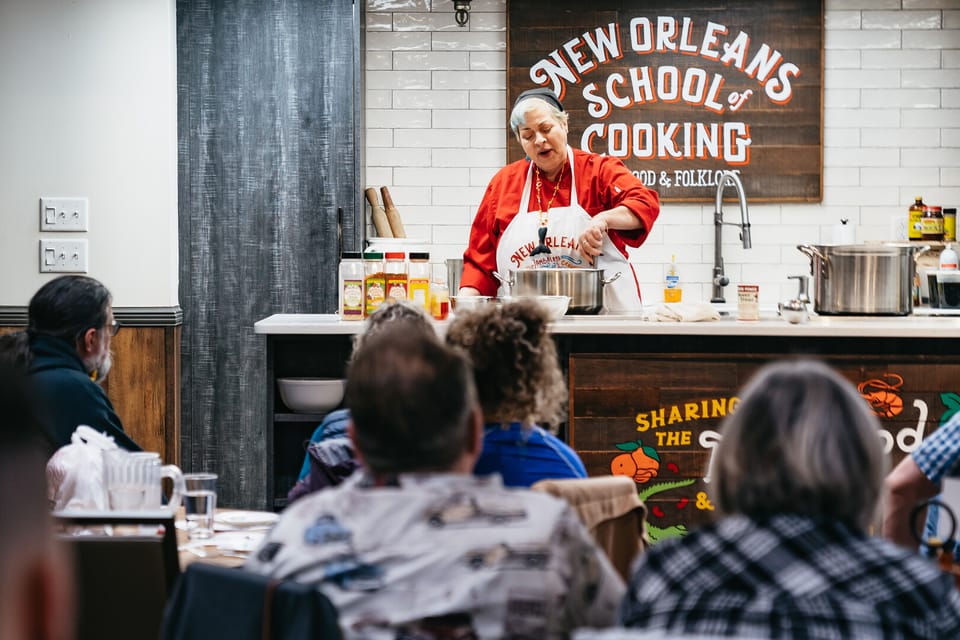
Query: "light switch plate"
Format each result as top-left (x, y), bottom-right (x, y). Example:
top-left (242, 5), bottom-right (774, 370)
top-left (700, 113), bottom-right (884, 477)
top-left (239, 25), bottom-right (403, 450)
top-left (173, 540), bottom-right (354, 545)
top-left (39, 239), bottom-right (88, 273)
top-left (39, 197), bottom-right (88, 231)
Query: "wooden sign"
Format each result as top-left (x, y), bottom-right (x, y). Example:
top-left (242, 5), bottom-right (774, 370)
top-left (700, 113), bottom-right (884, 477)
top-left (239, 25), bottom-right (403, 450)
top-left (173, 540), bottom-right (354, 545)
top-left (570, 353), bottom-right (960, 542)
top-left (508, 0), bottom-right (824, 202)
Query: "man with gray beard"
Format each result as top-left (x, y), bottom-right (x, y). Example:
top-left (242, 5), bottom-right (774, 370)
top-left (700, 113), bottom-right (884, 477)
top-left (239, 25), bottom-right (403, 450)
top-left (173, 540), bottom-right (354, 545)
top-left (22, 275), bottom-right (140, 452)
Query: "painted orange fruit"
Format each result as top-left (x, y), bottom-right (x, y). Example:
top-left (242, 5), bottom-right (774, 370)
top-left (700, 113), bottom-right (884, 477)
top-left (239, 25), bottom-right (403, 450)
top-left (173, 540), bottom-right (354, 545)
top-left (610, 440), bottom-right (660, 483)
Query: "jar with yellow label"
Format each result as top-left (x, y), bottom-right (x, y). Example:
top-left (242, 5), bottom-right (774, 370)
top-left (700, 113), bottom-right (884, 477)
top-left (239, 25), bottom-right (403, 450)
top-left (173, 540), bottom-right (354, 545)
top-left (909, 196), bottom-right (925, 241)
top-left (363, 251), bottom-right (386, 317)
top-left (944, 208), bottom-right (957, 243)
top-left (407, 252), bottom-right (431, 312)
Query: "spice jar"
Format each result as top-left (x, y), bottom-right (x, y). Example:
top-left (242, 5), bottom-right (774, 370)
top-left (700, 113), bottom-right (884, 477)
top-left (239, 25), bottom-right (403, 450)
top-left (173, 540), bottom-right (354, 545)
top-left (384, 251), bottom-right (408, 303)
top-left (407, 252), bottom-right (431, 312)
top-left (944, 208), bottom-right (957, 243)
top-left (922, 205), bottom-right (944, 242)
top-left (338, 252), bottom-right (364, 321)
top-left (363, 251), bottom-right (385, 318)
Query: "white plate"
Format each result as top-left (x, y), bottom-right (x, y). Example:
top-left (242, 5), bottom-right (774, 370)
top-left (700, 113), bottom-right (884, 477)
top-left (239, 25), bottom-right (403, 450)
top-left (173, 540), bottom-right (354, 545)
top-left (215, 511), bottom-right (279, 528)
top-left (213, 531), bottom-right (264, 553)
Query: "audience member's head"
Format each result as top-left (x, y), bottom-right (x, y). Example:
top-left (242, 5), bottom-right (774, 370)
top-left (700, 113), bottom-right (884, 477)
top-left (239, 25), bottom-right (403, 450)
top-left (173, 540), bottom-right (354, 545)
top-left (714, 359), bottom-right (886, 531)
top-left (346, 327), bottom-right (480, 477)
top-left (445, 300), bottom-right (566, 428)
top-left (0, 363), bottom-right (73, 639)
top-left (0, 331), bottom-right (31, 372)
top-left (28, 276), bottom-right (116, 381)
top-left (351, 300), bottom-right (433, 356)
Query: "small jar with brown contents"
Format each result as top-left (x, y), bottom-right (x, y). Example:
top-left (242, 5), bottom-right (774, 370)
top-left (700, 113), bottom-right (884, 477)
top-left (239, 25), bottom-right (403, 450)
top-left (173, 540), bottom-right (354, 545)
top-left (922, 205), bottom-right (944, 242)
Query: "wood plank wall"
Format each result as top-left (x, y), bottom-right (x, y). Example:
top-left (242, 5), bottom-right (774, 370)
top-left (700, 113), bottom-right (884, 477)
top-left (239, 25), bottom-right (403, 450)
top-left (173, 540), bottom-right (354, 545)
top-left (177, 0), bottom-right (361, 509)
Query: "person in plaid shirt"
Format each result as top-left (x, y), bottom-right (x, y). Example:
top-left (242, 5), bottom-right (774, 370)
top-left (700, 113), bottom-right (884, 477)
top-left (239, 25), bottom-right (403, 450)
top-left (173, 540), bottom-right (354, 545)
top-left (620, 360), bottom-right (960, 639)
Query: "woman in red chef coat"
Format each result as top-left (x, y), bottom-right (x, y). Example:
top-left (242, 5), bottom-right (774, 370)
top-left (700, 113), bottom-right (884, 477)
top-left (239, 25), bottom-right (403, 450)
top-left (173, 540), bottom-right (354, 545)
top-left (458, 88), bottom-right (660, 313)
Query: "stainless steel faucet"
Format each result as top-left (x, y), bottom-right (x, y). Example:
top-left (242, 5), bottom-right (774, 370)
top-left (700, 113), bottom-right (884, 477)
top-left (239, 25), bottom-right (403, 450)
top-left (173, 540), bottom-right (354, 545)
top-left (711, 171), bottom-right (752, 303)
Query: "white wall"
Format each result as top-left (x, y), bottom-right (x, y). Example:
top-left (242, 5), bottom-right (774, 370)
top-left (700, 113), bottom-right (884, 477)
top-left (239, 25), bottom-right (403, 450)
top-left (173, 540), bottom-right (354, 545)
top-left (0, 0), bottom-right (178, 307)
top-left (364, 0), bottom-right (960, 306)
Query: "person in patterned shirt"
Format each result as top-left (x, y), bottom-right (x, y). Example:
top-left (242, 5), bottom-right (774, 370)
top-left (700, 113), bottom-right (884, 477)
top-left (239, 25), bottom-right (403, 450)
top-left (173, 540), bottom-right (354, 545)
top-left (247, 326), bottom-right (624, 639)
top-left (620, 359), bottom-right (960, 639)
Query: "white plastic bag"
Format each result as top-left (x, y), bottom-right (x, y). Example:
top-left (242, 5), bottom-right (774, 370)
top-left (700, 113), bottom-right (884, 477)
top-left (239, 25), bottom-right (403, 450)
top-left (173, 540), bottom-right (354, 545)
top-left (46, 425), bottom-right (119, 511)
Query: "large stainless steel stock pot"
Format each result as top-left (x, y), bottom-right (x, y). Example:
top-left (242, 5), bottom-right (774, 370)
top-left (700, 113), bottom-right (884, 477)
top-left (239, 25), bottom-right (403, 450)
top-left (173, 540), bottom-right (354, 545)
top-left (797, 243), bottom-right (929, 315)
top-left (499, 268), bottom-right (621, 315)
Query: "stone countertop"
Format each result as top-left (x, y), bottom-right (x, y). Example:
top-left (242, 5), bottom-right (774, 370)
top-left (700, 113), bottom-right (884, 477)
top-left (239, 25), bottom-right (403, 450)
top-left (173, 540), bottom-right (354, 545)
top-left (254, 308), bottom-right (960, 339)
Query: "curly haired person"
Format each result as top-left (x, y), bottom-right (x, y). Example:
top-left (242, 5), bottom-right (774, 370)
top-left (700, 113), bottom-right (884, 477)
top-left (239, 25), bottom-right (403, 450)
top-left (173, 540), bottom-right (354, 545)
top-left (446, 299), bottom-right (586, 487)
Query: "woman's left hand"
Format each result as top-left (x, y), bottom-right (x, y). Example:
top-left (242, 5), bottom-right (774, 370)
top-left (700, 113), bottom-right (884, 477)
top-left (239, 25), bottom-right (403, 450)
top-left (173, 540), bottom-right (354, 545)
top-left (579, 218), bottom-right (609, 266)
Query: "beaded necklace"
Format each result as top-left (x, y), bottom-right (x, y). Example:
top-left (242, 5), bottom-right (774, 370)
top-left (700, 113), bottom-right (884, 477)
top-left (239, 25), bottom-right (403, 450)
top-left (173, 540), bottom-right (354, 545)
top-left (531, 163), bottom-right (565, 257)
top-left (534, 164), bottom-right (565, 226)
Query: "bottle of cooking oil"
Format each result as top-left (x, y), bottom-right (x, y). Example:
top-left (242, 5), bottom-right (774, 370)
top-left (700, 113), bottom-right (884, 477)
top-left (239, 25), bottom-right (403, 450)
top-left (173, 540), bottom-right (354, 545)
top-left (664, 255), bottom-right (682, 303)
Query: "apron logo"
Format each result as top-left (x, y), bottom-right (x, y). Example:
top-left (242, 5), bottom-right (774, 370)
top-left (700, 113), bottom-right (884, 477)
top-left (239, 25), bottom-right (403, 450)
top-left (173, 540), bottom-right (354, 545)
top-left (510, 235), bottom-right (581, 268)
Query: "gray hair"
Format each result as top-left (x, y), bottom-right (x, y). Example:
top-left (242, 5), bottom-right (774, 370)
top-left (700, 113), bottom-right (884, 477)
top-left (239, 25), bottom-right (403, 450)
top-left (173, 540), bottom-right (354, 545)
top-left (351, 300), bottom-right (433, 358)
top-left (509, 97), bottom-right (570, 136)
top-left (714, 359), bottom-right (887, 531)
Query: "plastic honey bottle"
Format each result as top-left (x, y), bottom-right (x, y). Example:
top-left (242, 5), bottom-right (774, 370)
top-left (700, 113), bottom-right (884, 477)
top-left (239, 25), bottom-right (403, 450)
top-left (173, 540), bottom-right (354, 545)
top-left (664, 255), bottom-right (682, 303)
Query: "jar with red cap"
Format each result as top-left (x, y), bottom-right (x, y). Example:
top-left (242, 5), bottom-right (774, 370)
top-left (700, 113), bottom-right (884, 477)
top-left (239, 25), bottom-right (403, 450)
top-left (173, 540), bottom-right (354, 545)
top-left (384, 252), bottom-right (408, 303)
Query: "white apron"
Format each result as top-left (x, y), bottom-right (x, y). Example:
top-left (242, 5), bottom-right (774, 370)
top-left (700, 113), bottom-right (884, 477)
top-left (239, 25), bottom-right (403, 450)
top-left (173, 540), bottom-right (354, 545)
top-left (494, 146), bottom-right (642, 313)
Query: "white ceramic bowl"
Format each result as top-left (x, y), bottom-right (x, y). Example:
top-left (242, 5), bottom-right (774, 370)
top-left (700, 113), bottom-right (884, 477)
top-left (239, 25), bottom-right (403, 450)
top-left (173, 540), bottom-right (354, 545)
top-left (501, 295), bottom-right (571, 321)
top-left (277, 378), bottom-right (346, 413)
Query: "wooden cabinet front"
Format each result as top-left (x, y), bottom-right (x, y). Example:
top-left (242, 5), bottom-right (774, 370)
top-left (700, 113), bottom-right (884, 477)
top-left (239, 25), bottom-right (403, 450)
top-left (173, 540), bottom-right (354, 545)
top-left (570, 353), bottom-right (960, 543)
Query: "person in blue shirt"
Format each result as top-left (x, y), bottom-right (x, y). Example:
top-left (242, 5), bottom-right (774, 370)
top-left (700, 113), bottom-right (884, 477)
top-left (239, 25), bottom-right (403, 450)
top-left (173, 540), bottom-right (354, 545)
top-left (446, 299), bottom-right (586, 486)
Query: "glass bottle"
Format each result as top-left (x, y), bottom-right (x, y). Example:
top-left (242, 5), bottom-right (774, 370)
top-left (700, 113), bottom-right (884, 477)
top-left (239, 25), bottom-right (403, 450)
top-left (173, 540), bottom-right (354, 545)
top-left (909, 196), bottom-right (924, 241)
top-left (363, 251), bottom-right (385, 318)
top-left (338, 252), bottom-right (364, 321)
top-left (407, 252), bottom-right (431, 312)
top-left (384, 251), bottom-right (408, 303)
top-left (431, 281), bottom-right (450, 320)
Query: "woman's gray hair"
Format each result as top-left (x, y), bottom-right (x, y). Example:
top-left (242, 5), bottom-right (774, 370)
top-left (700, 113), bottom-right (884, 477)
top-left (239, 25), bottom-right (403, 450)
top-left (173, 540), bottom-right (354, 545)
top-left (351, 300), bottom-right (433, 358)
top-left (714, 359), bottom-right (887, 531)
top-left (509, 97), bottom-right (569, 135)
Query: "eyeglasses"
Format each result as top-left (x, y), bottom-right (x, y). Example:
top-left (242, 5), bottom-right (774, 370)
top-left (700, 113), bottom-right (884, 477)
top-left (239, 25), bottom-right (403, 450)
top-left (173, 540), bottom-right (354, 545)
top-left (107, 320), bottom-right (120, 336)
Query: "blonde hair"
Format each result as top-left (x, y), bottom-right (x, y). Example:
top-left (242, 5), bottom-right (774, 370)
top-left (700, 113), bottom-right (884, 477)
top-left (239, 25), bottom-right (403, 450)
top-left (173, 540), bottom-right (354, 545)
top-left (446, 300), bottom-right (566, 429)
top-left (714, 359), bottom-right (887, 531)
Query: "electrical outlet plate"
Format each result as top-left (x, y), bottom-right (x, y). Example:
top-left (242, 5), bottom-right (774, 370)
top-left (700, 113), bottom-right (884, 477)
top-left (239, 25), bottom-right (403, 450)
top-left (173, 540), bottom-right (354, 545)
top-left (39, 197), bottom-right (88, 231)
top-left (39, 239), bottom-right (88, 273)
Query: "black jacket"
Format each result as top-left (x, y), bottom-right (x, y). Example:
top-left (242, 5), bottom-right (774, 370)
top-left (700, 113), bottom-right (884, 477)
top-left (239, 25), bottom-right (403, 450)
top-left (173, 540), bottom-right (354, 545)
top-left (28, 334), bottom-right (141, 452)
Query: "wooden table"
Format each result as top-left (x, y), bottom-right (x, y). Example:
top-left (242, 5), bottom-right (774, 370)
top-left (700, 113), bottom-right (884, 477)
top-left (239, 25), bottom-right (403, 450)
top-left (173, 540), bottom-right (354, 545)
top-left (176, 508), bottom-right (276, 568)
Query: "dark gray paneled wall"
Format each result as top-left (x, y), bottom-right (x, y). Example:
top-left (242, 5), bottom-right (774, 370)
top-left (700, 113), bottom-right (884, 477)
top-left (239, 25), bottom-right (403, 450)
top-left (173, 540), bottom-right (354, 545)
top-left (178, 0), bottom-right (360, 509)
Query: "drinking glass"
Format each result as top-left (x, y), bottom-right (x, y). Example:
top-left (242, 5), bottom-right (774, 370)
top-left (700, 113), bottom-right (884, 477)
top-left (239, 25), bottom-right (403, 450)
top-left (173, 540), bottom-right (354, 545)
top-left (183, 473), bottom-right (218, 540)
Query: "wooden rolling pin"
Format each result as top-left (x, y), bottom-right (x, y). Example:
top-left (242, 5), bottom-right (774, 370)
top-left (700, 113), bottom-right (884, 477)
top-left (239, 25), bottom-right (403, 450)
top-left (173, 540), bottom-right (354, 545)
top-left (380, 186), bottom-right (407, 238)
top-left (364, 187), bottom-right (393, 237)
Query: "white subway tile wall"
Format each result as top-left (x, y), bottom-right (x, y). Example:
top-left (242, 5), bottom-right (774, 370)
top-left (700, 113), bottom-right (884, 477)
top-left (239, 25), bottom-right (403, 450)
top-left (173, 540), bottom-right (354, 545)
top-left (364, 0), bottom-right (960, 305)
